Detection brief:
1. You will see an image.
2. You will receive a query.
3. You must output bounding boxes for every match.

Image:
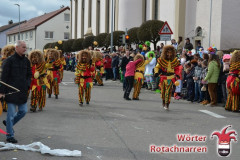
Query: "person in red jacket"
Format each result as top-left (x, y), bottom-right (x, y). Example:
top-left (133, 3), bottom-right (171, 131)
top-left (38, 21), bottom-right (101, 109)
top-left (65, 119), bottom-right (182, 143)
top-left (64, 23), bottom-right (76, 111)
top-left (124, 57), bottom-right (143, 100)
top-left (103, 54), bottom-right (113, 80)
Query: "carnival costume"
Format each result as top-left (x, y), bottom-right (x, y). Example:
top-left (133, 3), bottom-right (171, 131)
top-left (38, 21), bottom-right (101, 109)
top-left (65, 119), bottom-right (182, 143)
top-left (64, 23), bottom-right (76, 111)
top-left (154, 45), bottom-right (180, 110)
top-left (144, 51), bottom-right (157, 90)
top-left (225, 50), bottom-right (240, 112)
top-left (75, 50), bottom-right (95, 105)
top-left (93, 51), bottom-right (104, 86)
top-left (0, 45), bottom-right (15, 112)
top-left (132, 54), bottom-right (152, 100)
top-left (59, 50), bottom-right (66, 81)
top-left (46, 49), bottom-right (62, 99)
top-left (29, 50), bottom-right (50, 112)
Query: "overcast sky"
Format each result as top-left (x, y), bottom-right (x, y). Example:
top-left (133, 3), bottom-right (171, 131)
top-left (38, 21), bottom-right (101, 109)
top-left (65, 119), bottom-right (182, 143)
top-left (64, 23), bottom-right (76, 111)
top-left (0, 0), bottom-right (70, 26)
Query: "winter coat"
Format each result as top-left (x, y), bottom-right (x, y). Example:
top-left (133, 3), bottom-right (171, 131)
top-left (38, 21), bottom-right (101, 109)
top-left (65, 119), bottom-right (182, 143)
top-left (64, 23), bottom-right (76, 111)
top-left (204, 60), bottom-right (220, 83)
top-left (0, 53), bottom-right (32, 104)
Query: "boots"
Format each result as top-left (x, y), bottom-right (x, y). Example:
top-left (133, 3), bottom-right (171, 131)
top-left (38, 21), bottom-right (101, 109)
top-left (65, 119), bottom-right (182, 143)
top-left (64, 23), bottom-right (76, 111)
top-left (162, 100), bottom-right (165, 107)
top-left (30, 106), bottom-right (36, 112)
top-left (147, 82), bottom-right (152, 90)
top-left (125, 92), bottom-right (131, 100)
top-left (55, 95), bottom-right (58, 99)
top-left (151, 82), bottom-right (156, 91)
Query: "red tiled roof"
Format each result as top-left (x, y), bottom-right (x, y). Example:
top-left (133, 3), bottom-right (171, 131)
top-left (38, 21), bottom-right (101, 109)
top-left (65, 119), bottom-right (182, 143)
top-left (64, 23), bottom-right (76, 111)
top-left (0, 21), bottom-right (26, 32)
top-left (7, 7), bottom-right (69, 35)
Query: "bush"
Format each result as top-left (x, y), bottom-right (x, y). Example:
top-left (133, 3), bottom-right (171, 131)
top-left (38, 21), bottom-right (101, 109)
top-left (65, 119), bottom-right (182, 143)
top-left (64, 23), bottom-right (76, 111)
top-left (105, 31), bottom-right (125, 46)
top-left (83, 36), bottom-right (95, 49)
top-left (95, 33), bottom-right (108, 47)
top-left (72, 38), bottom-right (84, 51)
top-left (127, 27), bottom-right (140, 44)
top-left (138, 20), bottom-right (164, 50)
top-left (62, 39), bottom-right (75, 52)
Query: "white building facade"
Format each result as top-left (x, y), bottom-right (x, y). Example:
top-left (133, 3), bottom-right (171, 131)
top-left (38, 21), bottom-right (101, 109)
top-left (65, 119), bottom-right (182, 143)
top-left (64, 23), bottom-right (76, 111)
top-left (7, 7), bottom-right (71, 53)
top-left (71, 0), bottom-right (240, 50)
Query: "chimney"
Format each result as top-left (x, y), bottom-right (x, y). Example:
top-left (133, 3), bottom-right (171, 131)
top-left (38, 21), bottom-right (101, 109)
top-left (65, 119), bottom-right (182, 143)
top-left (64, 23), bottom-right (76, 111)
top-left (8, 20), bottom-right (13, 24)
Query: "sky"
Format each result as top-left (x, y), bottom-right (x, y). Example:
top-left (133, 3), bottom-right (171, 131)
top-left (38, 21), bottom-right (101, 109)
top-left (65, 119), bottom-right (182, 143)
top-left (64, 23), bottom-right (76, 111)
top-left (0, 0), bottom-right (70, 26)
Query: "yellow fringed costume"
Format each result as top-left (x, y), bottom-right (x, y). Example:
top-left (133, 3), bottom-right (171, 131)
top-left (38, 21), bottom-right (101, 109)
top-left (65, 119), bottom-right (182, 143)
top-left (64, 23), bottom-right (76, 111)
top-left (225, 50), bottom-right (240, 112)
top-left (154, 45), bottom-right (180, 109)
top-left (132, 54), bottom-right (152, 100)
top-left (75, 50), bottom-right (95, 105)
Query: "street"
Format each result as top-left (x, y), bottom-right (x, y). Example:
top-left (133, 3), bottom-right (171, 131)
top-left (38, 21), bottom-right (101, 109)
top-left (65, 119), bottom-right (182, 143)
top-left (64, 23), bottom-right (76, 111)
top-left (0, 71), bottom-right (239, 160)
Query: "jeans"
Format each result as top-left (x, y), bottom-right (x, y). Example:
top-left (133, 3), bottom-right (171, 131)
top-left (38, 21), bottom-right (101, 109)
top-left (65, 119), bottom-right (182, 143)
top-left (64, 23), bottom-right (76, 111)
top-left (122, 70), bottom-right (126, 90)
top-left (124, 76), bottom-right (134, 98)
top-left (112, 67), bottom-right (117, 80)
top-left (194, 83), bottom-right (202, 101)
top-left (6, 103), bottom-right (27, 138)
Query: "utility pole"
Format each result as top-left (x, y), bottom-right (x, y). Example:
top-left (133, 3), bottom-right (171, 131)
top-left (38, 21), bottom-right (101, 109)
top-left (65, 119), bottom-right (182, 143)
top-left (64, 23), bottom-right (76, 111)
top-left (110, 0), bottom-right (114, 53)
top-left (14, 4), bottom-right (20, 40)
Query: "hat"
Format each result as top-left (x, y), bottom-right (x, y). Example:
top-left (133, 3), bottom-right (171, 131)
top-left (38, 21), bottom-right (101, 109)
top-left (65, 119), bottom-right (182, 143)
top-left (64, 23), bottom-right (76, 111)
top-left (222, 54), bottom-right (231, 61)
top-left (185, 38), bottom-right (190, 41)
top-left (191, 59), bottom-right (198, 64)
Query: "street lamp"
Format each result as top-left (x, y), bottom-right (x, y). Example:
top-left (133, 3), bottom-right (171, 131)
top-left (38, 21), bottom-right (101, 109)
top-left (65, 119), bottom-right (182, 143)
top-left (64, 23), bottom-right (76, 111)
top-left (14, 4), bottom-right (20, 40)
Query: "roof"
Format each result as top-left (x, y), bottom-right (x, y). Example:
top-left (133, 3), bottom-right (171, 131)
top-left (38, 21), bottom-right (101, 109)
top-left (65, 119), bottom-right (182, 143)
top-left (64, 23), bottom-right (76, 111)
top-left (7, 7), bottom-right (70, 35)
top-left (0, 21), bottom-right (26, 32)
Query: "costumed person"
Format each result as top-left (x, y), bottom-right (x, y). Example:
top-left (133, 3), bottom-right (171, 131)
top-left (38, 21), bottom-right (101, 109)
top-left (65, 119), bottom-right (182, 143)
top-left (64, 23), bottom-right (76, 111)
top-left (94, 51), bottom-right (104, 86)
top-left (29, 50), bottom-right (50, 112)
top-left (225, 50), bottom-right (240, 112)
top-left (46, 49), bottom-right (62, 99)
top-left (144, 51), bottom-right (156, 91)
top-left (75, 50), bottom-right (95, 106)
top-left (154, 45), bottom-right (181, 110)
top-left (0, 45), bottom-right (15, 112)
top-left (132, 53), bottom-right (152, 100)
top-left (59, 50), bottom-right (66, 82)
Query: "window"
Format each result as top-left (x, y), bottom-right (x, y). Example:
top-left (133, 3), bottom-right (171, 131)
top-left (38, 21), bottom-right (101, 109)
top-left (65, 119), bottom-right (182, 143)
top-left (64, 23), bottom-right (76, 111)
top-left (9, 36), bottom-right (12, 43)
top-left (21, 33), bottom-right (24, 40)
top-left (14, 35), bottom-right (16, 41)
top-left (25, 32), bottom-right (28, 40)
top-left (64, 32), bottom-right (70, 40)
top-left (30, 31), bottom-right (33, 39)
top-left (45, 31), bottom-right (54, 39)
top-left (64, 13), bottom-right (70, 21)
top-left (154, 0), bottom-right (159, 20)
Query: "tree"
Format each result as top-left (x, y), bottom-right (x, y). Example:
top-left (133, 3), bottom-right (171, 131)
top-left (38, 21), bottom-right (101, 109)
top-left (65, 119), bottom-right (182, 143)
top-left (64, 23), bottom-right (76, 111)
top-left (138, 20), bottom-right (164, 50)
top-left (43, 43), bottom-right (53, 50)
top-left (72, 38), bottom-right (84, 51)
top-left (83, 36), bottom-right (95, 49)
top-left (127, 27), bottom-right (140, 44)
top-left (105, 31), bottom-right (125, 46)
top-left (62, 39), bottom-right (75, 52)
top-left (95, 33), bottom-right (108, 47)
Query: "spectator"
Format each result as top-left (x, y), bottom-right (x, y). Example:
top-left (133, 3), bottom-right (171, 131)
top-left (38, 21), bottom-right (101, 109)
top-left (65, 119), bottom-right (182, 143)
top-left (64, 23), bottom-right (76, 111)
top-left (0, 41), bottom-right (32, 143)
top-left (203, 54), bottom-right (220, 106)
top-left (184, 38), bottom-right (193, 51)
top-left (171, 39), bottom-right (178, 50)
top-left (103, 54), bottom-right (112, 80)
top-left (120, 50), bottom-right (131, 91)
top-left (177, 36), bottom-right (184, 54)
top-left (200, 60), bottom-right (211, 105)
top-left (111, 53), bottom-right (119, 81)
top-left (193, 58), bottom-right (203, 102)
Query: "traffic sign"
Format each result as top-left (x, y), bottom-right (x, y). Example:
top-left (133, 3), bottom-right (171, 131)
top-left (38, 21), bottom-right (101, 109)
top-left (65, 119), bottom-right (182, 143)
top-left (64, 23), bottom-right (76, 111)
top-left (159, 21), bottom-right (173, 35)
top-left (160, 34), bottom-right (171, 41)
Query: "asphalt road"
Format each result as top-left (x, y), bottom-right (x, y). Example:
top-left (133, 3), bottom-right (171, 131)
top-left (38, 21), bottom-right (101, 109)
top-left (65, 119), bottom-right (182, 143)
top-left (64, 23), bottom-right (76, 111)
top-left (0, 71), bottom-right (239, 160)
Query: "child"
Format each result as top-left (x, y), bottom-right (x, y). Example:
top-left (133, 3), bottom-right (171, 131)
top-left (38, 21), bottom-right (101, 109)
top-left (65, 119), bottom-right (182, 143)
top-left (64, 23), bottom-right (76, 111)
top-left (124, 56), bottom-right (142, 100)
top-left (193, 58), bottom-right (203, 102)
top-left (221, 54), bottom-right (231, 106)
top-left (200, 60), bottom-right (210, 105)
top-left (186, 60), bottom-right (197, 101)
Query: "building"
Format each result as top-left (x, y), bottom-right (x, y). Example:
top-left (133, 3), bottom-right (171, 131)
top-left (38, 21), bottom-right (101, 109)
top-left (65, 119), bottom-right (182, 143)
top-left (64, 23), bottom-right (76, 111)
top-left (0, 20), bottom-right (26, 49)
top-left (7, 7), bottom-right (70, 53)
top-left (70, 0), bottom-right (240, 50)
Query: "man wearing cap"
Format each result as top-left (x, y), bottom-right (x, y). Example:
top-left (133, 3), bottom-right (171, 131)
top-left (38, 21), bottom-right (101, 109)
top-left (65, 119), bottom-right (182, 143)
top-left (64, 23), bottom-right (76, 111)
top-left (184, 38), bottom-right (193, 51)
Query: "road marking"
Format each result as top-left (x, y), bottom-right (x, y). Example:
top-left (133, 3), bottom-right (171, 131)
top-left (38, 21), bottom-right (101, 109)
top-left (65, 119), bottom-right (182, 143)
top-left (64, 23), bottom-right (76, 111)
top-left (199, 110), bottom-right (226, 118)
top-left (61, 82), bottom-right (74, 85)
top-left (109, 112), bottom-right (126, 117)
